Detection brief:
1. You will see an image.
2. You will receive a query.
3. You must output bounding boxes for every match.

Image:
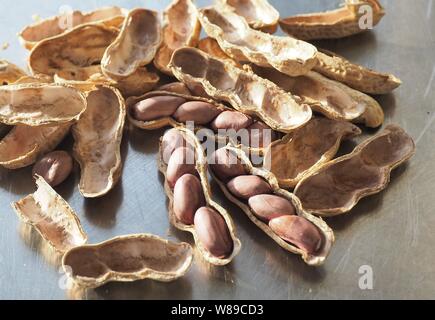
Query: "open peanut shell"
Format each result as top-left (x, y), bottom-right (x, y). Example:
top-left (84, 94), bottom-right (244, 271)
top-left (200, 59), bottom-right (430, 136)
top-left (0, 124), bottom-right (70, 169)
top-left (72, 85), bottom-right (126, 198)
top-left (154, 0), bottom-right (201, 75)
top-left (126, 90), bottom-right (230, 131)
top-left (263, 117), bottom-right (361, 188)
top-left (170, 47), bottom-right (312, 133)
top-left (197, 37), bottom-right (242, 67)
top-left (216, 0), bottom-right (279, 33)
top-left (101, 9), bottom-right (162, 80)
top-left (210, 145), bottom-right (334, 266)
top-left (158, 127), bottom-right (241, 266)
top-left (55, 66), bottom-right (160, 98)
top-left (19, 7), bottom-right (125, 50)
top-left (294, 124), bottom-right (415, 217)
top-left (62, 234), bottom-right (193, 288)
top-left (198, 6), bottom-right (317, 77)
top-left (279, 0), bottom-right (385, 40)
top-left (0, 83), bottom-right (87, 126)
top-left (251, 65), bottom-right (384, 128)
top-left (0, 60), bottom-right (28, 85)
top-left (11, 175), bottom-right (87, 253)
top-left (29, 23), bottom-right (118, 77)
top-left (314, 50), bottom-right (402, 95)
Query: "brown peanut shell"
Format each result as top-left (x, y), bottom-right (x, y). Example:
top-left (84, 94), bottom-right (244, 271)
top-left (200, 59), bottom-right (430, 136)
top-left (170, 47), bottom-right (312, 133)
top-left (0, 83), bottom-right (87, 126)
top-left (154, 0), bottom-right (202, 75)
top-left (62, 233), bottom-right (193, 288)
top-left (0, 124), bottom-right (71, 169)
top-left (102, 9), bottom-right (162, 80)
top-left (216, 0), bottom-right (279, 33)
top-left (198, 6), bottom-right (317, 77)
top-left (211, 145), bottom-right (334, 266)
top-left (29, 23), bottom-right (119, 77)
top-left (0, 60), bottom-right (28, 85)
top-left (158, 126), bottom-right (241, 266)
top-left (19, 7), bottom-right (125, 50)
top-left (264, 117), bottom-right (361, 188)
top-left (251, 65), bottom-right (384, 128)
top-left (279, 0), bottom-right (385, 40)
top-left (314, 50), bottom-right (401, 95)
top-left (294, 124), bottom-right (415, 216)
top-left (11, 175), bottom-right (87, 253)
top-left (72, 85), bottom-right (126, 198)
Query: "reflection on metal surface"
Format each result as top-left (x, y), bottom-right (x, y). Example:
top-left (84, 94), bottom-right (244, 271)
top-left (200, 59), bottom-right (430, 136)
top-left (18, 223), bottom-right (62, 267)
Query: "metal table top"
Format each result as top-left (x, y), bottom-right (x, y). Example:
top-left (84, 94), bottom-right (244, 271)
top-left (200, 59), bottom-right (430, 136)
top-left (0, 0), bottom-right (433, 300)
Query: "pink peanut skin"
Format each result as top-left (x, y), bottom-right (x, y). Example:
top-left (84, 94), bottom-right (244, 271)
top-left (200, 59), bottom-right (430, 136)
top-left (173, 174), bottom-right (206, 225)
top-left (32, 150), bottom-right (73, 187)
top-left (269, 216), bottom-right (323, 254)
top-left (166, 147), bottom-right (197, 188)
top-left (132, 96), bottom-right (186, 121)
top-left (209, 148), bottom-right (247, 181)
top-left (194, 207), bottom-right (233, 258)
top-left (227, 175), bottom-right (272, 200)
top-left (173, 101), bottom-right (222, 124)
top-left (248, 194), bottom-right (296, 222)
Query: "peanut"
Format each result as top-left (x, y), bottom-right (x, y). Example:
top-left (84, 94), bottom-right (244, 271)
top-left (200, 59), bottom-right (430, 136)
top-left (161, 128), bottom-right (186, 164)
top-left (269, 216), bottom-right (322, 254)
top-left (210, 148), bottom-right (247, 181)
top-left (227, 175), bottom-right (272, 199)
top-left (131, 96), bottom-right (186, 121)
top-left (210, 111), bottom-right (253, 131)
top-left (173, 101), bottom-right (222, 124)
top-left (173, 174), bottom-right (206, 225)
top-left (248, 194), bottom-right (295, 222)
top-left (166, 147), bottom-right (197, 188)
top-left (32, 150), bottom-right (73, 187)
top-left (156, 82), bottom-right (191, 95)
top-left (194, 207), bottom-right (233, 258)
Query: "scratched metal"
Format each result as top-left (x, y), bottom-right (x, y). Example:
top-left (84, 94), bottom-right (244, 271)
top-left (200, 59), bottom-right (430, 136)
top-left (0, 0), bottom-right (434, 300)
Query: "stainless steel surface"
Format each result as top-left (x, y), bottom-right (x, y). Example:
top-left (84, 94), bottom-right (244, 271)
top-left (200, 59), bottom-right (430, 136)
top-left (0, 0), bottom-right (434, 300)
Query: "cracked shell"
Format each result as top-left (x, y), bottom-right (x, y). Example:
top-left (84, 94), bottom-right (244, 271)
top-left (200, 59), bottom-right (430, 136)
top-left (154, 0), bottom-right (201, 75)
top-left (294, 124), bottom-right (415, 216)
top-left (62, 234), bottom-right (193, 288)
top-left (279, 0), bottom-right (385, 40)
top-left (0, 60), bottom-right (28, 85)
top-left (0, 124), bottom-right (71, 169)
top-left (72, 85), bottom-right (126, 198)
top-left (29, 23), bottom-right (119, 77)
top-left (170, 47), bottom-right (312, 133)
top-left (55, 66), bottom-right (160, 98)
top-left (263, 117), bottom-right (361, 188)
top-left (11, 175), bottom-right (87, 253)
top-left (19, 7), bottom-right (125, 50)
top-left (314, 50), bottom-right (402, 95)
top-left (216, 0), bottom-right (279, 33)
top-left (158, 127), bottom-right (241, 265)
top-left (197, 37), bottom-right (242, 67)
top-left (198, 6), bottom-right (317, 77)
top-left (0, 83), bottom-right (87, 126)
top-left (251, 65), bottom-right (384, 128)
top-left (101, 9), bottom-right (162, 80)
top-left (210, 145), bottom-right (334, 266)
